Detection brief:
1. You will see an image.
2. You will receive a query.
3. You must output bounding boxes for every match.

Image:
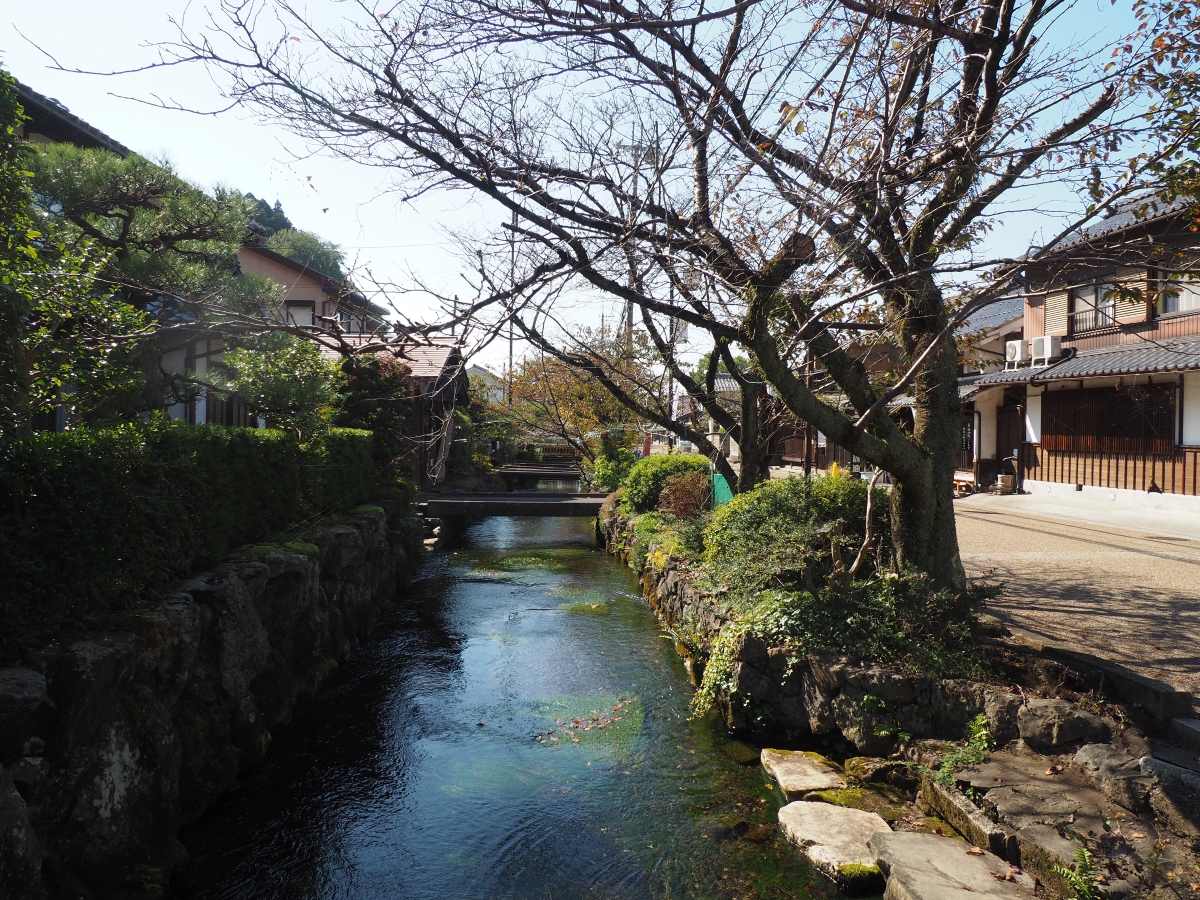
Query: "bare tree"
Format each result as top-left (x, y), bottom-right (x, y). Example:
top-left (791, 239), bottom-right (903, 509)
top-left (149, 0), bottom-right (1194, 587)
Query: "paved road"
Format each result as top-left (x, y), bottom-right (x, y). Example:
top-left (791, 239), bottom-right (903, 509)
top-left (956, 496), bottom-right (1200, 705)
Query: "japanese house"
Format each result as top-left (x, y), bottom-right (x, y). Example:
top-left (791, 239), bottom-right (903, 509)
top-left (961, 196), bottom-right (1200, 509)
top-left (323, 336), bottom-right (468, 488)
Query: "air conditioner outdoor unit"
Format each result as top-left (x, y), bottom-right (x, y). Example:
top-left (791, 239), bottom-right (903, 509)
top-left (1030, 335), bottom-right (1062, 366)
top-left (1004, 339), bottom-right (1029, 369)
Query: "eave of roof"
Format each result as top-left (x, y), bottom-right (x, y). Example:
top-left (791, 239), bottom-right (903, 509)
top-left (16, 80), bottom-right (132, 157)
top-left (1041, 194), bottom-right (1194, 255)
top-left (240, 243), bottom-right (369, 304)
top-left (969, 332), bottom-right (1200, 386)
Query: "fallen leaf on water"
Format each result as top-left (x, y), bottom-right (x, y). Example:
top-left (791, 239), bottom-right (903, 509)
top-left (572, 738), bottom-right (580, 743)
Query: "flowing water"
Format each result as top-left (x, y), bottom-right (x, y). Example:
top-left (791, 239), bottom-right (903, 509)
top-left (170, 515), bottom-right (829, 900)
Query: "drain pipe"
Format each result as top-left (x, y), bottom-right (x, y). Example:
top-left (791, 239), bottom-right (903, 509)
top-left (1027, 346), bottom-right (1078, 388)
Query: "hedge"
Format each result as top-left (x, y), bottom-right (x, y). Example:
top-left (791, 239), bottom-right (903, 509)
top-left (0, 419), bottom-right (378, 646)
top-left (622, 453), bottom-right (710, 513)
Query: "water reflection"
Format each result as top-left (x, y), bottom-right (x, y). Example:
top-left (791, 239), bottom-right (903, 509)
top-left (170, 517), bottom-right (825, 900)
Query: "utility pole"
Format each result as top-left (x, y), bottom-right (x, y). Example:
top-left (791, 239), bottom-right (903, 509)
top-left (508, 207), bottom-right (516, 405)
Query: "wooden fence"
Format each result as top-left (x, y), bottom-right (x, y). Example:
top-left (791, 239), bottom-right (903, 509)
top-left (1021, 444), bottom-right (1200, 495)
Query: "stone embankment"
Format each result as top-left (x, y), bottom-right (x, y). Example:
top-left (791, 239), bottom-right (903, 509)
top-left (1, 506), bottom-right (422, 900)
top-left (602, 507), bottom-right (1200, 899)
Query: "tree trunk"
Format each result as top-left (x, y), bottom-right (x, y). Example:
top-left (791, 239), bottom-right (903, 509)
top-left (889, 290), bottom-right (967, 591)
top-left (736, 381), bottom-right (760, 494)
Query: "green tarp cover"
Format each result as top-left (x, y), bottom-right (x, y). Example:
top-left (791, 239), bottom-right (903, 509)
top-left (712, 472), bottom-right (734, 507)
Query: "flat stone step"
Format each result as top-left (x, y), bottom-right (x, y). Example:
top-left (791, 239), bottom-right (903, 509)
top-left (868, 832), bottom-right (1033, 900)
top-left (1173, 717), bottom-right (1200, 749)
top-left (778, 801), bottom-right (890, 894)
top-left (761, 749), bottom-right (845, 801)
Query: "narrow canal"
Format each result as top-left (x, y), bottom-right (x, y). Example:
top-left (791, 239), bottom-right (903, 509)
top-left (170, 515), bottom-right (828, 899)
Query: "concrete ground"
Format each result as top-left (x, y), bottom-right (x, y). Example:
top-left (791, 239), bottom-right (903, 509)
top-left (956, 493), bottom-right (1200, 705)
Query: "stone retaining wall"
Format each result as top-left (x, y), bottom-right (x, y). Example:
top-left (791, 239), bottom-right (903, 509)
top-left (0, 507), bottom-right (422, 900)
top-left (601, 509), bottom-right (1018, 750)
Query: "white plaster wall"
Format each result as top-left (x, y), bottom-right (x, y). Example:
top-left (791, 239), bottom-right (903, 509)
top-left (194, 356), bottom-right (207, 424)
top-left (1025, 479), bottom-right (1200, 514)
top-left (1025, 388), bottom-right (1043, 443)
top-left (161, 349), bottom-right (187, 420)
top-left (1184, 372), bottom-right (1200, 446)
top-left (973, 387), bottom-right (1003, 459)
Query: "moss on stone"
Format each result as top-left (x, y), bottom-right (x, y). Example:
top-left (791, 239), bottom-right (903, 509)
top-left (352, 504), bottom-right (386, 516)
top-left (805, 785), bottom-right (910, 823)
top-left (836, 862), bottom-right (884, 894)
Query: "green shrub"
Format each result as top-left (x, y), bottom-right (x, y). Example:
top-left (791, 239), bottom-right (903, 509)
top-left (701, 473), bottom-right (889, 591)
top-left (657, 470), bottom-right (710, 518)
top-left (624, 510), bottom-right (706, 571)
top-left (591, 447), bottom-right (635, 492)
top-left (623, 453), bottom-right (709, 512)
top-left (0, 418), bottom-right (384, 648)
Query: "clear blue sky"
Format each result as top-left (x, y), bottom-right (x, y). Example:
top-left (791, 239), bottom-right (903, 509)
top-left (3, 0), bottom-right (1138, 370)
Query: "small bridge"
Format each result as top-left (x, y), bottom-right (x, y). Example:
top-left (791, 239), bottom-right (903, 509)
top-left (417, 492), bottom-right (608, 518)
top-left (495, 465), bottom-right (584, 479)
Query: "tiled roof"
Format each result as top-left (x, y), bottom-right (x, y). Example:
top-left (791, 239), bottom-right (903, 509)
top-left (16, 81), bottom-right (132, 157)
top-left (958, 295), bottom-right (1024, 334)
top-left (401, 341), bottom-right (460, 380)
top-left (970, 332), bottom-right (1200, 386)
top-left (1047, 194), bottom-right (1194, 253)
top-left (712, 374), bottom-right (741, 394)
top-left (317, 334), bottom-right (463, 380)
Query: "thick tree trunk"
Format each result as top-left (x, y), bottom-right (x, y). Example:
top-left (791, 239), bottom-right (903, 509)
top-left (889, 292), bottom-right (966, 591)
top-left (736, 382), bottom-right (760, 494)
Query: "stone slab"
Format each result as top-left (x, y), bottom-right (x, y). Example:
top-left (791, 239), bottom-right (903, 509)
top-left (778, 801), bottom-right (890, 893)
top-left (868, 831), bottom-right (1033, 900)
top-left (762, 749), bottom-right (846, 800)
top-left (1005, 629), bottom-right (1193, 723)
top-left (1173, 717), bottom-right (1200, 749)
top-left (1142, 756), bottom-right (1200, 838)
top-left (918, 776), bottom-right (1016, 861)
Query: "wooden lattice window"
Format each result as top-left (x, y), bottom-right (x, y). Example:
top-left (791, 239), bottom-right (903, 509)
top-left (1041, 384), bottom-right (1176, 455)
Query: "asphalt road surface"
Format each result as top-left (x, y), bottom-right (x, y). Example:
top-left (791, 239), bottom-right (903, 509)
top-left (956, 496), bottom-right (1200, 706)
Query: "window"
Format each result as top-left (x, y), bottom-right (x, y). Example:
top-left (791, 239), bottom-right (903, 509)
top-left (1154, 271), bottom-right (1200, 316)
top-left (1042, 384), bottom-right (1176, 455)
top-left (1069, 281), bottom-right (1116, 333)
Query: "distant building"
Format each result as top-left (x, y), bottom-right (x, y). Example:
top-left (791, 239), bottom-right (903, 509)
top-left (15, 81), bottom-right (131, 156)
top-left (325, 336), bottom-right (468, 488)
top-left (466, 364), bottom-right (506, 404)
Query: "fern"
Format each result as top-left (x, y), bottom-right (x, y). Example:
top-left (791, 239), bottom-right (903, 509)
top-left (933, 713), bottom-right (995, 786)
top-left (1052, 845), bottom-right (1102, 900)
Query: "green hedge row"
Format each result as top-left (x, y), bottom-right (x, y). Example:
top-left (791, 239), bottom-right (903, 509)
top-left (623, 453), bottom-right (711, 513)
top-left (0, 419), bottom-right (377, 645)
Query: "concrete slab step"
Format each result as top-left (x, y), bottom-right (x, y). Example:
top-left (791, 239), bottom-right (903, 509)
top-left (1173, 717), bottom-right (1200, 749)
top-left (761, 749), bottom-right (845, 801)
top-left (868, 832), bottom-right (1032, 900)
top-left (777, 801), bottom-right (889, 895)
